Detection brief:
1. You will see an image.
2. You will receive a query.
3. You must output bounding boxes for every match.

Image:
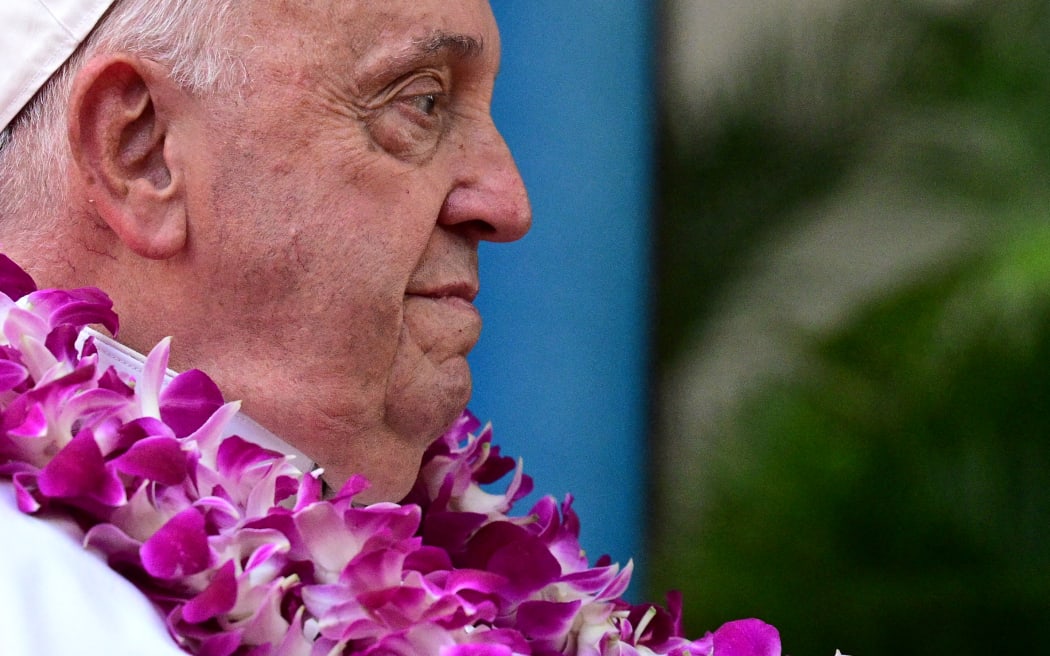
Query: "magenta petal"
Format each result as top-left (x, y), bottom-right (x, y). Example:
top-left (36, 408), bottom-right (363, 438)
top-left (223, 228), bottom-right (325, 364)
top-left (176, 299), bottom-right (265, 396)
top-left (160, 369), bottom-right (224, 437)
top-left (12, 472), bottom-right (41, 512)
top-left (462, 628), bottom-right (531, 653)
top-left (470, 444), bottom-right (517, 486)
top-left (0, 254), bottom-right (37, 300)
top-left (196, 631), bottom-right (243, 656)
top-left (423, 510), bottom-right (488, 554)
top-left (445, 569), bottom-right (508, 597)
top-left (216, 434), bottom-right (283, 479)
top-left (44, 324), bottom-right (80, 364)
top-left (358, 584), bottom-right (427, 621)
top-left (96, 365), bottom-right (135, 396)
top-left (342, 543), bottom-right (413, 592)
top-left (515, 599), bottom-right (582, 640)
top-left (666, 590), bottom-right (685, 636)
top-left (293, 471), bottom-right (323, 510)
top-left (0, 358), bottom-right (27, 392)
top-left (627, 604), bottom-right (679, 649)
top-left (112, 436), bottom-right (188, 485)
top-left (83, 523), bottom-right (144, 566)
top-left (33, 287), bottom-right (119, 335)
top-left (444, 409), bottom-right (482, 443)
top-left (6, 400), bottom-right (48, 439)
top-left (115, 417), bottom-right (176, 451)
top-left (711, 619), bottom-right (781, 656)
top-left (345, 503), bottom-right (422, 544)
top-left (141, 506), bottom-right (211, 579)
top-left (444, 644), bottom-right (514, 656)
top-left (404, 545), bottom-right (454, 573)
top-left (331, 473), bottom-right (371, 500)
top-left (561, 562), bottom-right (625, 595)
top-left (594, 562), bottom-right (634, 601)
top-left (37, 430), bottom-right (125, 506)
top-left (183, 559), bottom-right (238, 623)
top-left (465, 522), bottom-right (562, 598)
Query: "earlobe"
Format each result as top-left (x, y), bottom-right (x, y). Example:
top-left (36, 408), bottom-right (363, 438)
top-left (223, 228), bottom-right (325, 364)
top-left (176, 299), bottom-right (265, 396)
top-left (68, 55), bottom-right (188, 260)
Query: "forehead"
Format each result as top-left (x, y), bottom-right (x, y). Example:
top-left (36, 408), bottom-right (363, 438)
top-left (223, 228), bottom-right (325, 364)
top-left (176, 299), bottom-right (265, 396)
top-left (241, 0), bottom-right (501, 69)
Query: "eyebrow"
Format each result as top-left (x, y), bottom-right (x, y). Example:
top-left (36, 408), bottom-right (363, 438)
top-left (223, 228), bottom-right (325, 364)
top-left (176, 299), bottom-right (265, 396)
top-left (356, 30), bottom-right (488, 90)
top-left (415, 31), bottom-right (485, 59)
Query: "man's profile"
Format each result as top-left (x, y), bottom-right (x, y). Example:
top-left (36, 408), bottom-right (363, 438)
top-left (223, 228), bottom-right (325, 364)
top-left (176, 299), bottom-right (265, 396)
top-left (0, 0), bottom-right (530, 501)
top-left (0, 0), bottom-right (530, 653)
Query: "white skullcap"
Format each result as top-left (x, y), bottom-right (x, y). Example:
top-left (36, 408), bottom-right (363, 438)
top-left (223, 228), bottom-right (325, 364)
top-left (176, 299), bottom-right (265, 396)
top-left (0, 0), bottom-right (116, 133)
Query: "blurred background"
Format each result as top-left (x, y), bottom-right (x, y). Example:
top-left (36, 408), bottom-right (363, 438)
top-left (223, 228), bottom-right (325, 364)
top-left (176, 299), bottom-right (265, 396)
top-left (653, 1), bottom-right (1050, 654)
top-left (476, 1), bottom-right (1050, 655)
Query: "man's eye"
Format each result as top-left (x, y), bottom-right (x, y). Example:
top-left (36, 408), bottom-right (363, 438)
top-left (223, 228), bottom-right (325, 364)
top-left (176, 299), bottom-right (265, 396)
top-left (408, 93), bottom-right (439, 116)
top-left (365, 79), bottom-right (447, 161)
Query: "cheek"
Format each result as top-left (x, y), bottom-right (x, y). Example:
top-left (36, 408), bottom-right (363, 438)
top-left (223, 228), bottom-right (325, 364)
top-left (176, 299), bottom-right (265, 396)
top-left (202, 114), bottom-right (450, 320)
top-left (383, 322), bottom-right (475, 443)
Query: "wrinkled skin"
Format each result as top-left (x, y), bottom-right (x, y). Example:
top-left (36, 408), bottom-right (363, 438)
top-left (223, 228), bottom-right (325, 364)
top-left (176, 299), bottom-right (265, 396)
top-left (85, 0), bottom-right (531, 501)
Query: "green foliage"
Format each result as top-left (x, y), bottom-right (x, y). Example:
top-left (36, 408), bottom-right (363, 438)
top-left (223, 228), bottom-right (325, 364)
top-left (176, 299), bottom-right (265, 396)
top-left (655, 0), bottom-right (1050, 364)
top-left (653, 0), bottom-right (1050, 653)
top-left (654, 230), bottom-right (1050, 654)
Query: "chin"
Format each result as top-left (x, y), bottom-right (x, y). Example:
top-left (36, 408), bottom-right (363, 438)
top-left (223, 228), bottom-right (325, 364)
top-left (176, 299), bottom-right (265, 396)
top-left (356, 360), bottom-right (471, 501)
top-left (322, 436), bottom-right (430, 505)
top-left (386, 360), bottom-right (473, 447)
top-left (327, 399), bottom-right (467, 505)
top-left (357, 471), bottom-right (420, 505)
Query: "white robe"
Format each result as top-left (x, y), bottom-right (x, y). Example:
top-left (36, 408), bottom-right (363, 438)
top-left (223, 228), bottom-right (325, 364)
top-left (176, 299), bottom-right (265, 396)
top-left (0, 482), bottom-right (190, 655)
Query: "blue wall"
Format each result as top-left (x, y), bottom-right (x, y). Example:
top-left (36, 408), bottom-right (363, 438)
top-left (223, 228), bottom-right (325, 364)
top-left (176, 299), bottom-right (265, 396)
top-left (469, 2), bottom-right (655, 591)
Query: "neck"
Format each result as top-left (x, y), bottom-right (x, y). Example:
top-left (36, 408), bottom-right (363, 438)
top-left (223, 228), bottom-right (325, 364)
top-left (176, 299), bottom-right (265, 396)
top-left (78, 327), bottom-right (314, 473)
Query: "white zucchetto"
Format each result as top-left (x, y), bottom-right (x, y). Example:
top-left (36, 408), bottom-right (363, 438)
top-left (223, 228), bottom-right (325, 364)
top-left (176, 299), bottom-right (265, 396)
top-left (0, 0), bottom-right (116, 132)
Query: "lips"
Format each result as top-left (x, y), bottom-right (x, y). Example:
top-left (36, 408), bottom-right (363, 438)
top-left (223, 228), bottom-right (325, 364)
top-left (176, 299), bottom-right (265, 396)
top-left (405, 286), bottom-right (481, 324)
top-left (402, 285), bottom-right (482, 358)
top-left (406, 281), bottom-right (479, 304)
top-left (404, 279), bottom-right (481, 324)
top-left (405, 280), bottom-right (481, 322)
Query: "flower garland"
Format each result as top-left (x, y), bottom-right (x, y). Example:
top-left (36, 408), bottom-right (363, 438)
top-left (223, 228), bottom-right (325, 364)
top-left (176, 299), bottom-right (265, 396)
top-left (0, 253), bottom-right (792, 656)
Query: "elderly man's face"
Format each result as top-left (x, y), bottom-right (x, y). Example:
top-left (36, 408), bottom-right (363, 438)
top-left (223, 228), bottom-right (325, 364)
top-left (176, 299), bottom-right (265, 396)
top-left (156, 0), bottom-right (529, 501)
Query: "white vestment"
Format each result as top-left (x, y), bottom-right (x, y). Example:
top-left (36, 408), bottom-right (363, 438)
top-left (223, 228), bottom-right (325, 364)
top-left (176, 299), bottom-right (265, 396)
top-left (0, 481), bottom-right (190, 655)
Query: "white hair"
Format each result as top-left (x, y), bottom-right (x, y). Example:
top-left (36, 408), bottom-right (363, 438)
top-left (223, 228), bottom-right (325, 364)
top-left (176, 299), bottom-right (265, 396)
top-left (0, 0), bottom-right (242, 224)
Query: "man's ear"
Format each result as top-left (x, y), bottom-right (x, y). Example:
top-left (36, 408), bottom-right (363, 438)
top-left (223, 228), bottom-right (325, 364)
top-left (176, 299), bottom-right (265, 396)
top-left (67, 54), bottom-right (188, 260)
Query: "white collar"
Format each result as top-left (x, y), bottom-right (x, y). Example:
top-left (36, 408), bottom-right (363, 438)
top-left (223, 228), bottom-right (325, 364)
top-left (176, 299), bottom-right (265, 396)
top-left (77, 328), bottom-right (314, 474)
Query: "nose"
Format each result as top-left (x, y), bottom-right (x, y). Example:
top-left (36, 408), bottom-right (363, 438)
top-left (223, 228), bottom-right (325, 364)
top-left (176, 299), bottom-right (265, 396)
top-left (438, 119), bottom-right (532, 243)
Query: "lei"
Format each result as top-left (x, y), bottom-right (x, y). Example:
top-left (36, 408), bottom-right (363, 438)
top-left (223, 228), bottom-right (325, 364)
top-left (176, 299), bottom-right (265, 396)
top-left (0, 254), bottom-right (788, 656)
